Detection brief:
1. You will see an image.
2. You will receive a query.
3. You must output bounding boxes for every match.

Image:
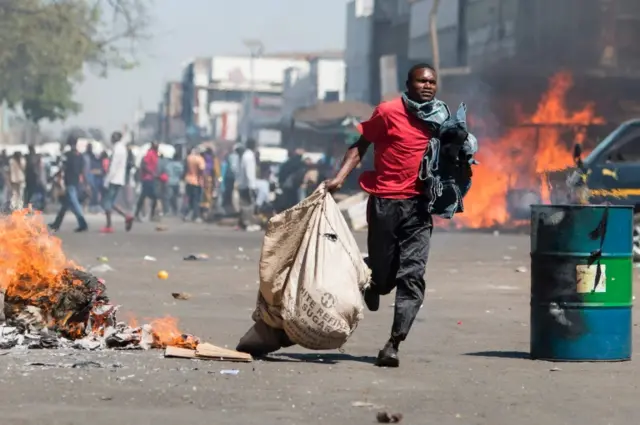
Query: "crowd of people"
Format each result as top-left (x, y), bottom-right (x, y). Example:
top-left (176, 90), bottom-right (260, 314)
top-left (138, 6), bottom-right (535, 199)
top-left (0, 132), bottom-right (339, 233)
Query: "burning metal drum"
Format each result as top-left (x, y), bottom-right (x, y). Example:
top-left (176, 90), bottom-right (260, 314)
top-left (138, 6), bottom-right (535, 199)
top-left (530, 204), bottom-right (633, 361)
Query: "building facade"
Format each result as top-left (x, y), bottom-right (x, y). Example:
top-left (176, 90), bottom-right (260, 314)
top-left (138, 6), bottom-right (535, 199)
top-left (159, 82), bottom-right (185, 143)
top-left (180, 55), bottom-right (314, 144)
top-left (345, 0), bottom-right (374, 103)
top-left (345, 0), bottom-right (417, 105)
top-left (281, 57), bottom-right (346, 124)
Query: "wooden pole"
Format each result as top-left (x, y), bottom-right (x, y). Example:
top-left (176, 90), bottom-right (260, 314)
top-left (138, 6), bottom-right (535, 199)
top-left (429, 0), bottom-right (442, 90)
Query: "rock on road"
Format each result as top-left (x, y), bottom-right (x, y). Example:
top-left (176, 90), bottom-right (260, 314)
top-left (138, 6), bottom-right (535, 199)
top-left (1, 217), bottom-right (640, 425)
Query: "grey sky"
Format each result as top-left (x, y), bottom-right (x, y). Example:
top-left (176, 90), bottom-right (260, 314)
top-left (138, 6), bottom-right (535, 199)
top-left (48, 0), bottom-right (347, 134)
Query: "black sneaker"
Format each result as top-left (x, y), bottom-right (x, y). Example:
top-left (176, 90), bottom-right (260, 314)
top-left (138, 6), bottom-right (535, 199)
top-left (74, 226), bottom-right (88, 233)
top-left (363, 286), bottom-right (380, 312)
top-left (48, 224), bottom-right (59, 232)
top-left (375, 341), bottom-right (399, 368)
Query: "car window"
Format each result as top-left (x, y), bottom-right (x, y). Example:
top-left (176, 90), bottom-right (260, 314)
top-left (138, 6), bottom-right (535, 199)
top-left (604, 131), bottom-right (640, 163)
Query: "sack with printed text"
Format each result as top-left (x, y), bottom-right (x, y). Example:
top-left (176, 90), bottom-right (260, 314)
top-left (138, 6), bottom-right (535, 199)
top-left (236, 184), bottom-right (370, 355)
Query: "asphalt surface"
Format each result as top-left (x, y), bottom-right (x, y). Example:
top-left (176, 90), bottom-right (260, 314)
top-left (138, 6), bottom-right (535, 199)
top-left (1, 214), bottom-right (640, 425)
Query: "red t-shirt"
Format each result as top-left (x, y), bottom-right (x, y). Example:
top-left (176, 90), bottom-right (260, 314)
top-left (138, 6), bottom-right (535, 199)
top-left (141, 149), bottom-right (159, 182)
top-left (357, 98), bottom-right (432, 199)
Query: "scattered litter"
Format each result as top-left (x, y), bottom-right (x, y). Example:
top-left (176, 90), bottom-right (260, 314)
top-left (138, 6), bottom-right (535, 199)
top-left (173, 246), bottom-right (180, 251)
top-left (157, 270), bottom-right (169, 280)
top-left (97, 256), bottom-right (109, 263)
top-left (72, 361), bottom-right (103, 369)
top-left (220, 369), bottom-right (240, 376)
top-left (24, 361), bottom-right (104, 369)
top-left (237, 247), bottom-right (244, 252)
top-left (550, 367), bottom-right (562, 372)
top-left (493, 230), bottom-right (500, 237)
top-left (503, 256), bottom-right (512, 261)
top-left (89, 264), bottom-right (114, 274)
top-left (376, 411), bottom-right (403, 423)
top-left (155, 225), bottom-right (169, 232)
top-left (172, 292), bottom-right (191, 301)
top-left (25, 362), bottom-right (57, 368)
top-left (457, 321), bottom-right (462, 325)
top-left (515, 266), bottom-right (528, 273)
top-left (508, 245), bottom-right (517, 250)
top-left (488, 285), bottom-right (519, 290)
top-left (144, 256), bottom-right (157, 262)
top-left (236, 254), bottom-right (251, 261)
top-left (183, 253), bottom-right (209, 261)
top-left (100, 396), bottom-right (113, 401)
top-left (352, 401), bottom-right (383, 409)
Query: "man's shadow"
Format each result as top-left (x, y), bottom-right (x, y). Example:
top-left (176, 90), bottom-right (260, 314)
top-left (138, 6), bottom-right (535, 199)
top-left (260, 352), bottom-right (377, 365)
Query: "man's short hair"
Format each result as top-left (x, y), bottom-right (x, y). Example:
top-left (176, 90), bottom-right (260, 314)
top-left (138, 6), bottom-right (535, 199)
top-left (407, 63), bottom-right (436, 82)
top-left (112, 131), bottom-right (123, 143)
top-left (67, 135), bottom-right (78, 147)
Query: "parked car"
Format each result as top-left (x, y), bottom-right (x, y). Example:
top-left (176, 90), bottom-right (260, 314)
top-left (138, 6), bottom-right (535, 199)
top-left (552, 119), bottom-right (640, 260)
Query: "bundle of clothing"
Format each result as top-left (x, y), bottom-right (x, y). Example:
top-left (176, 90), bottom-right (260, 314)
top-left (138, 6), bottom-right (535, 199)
top-left (402, 93), bottom-right (479, 219)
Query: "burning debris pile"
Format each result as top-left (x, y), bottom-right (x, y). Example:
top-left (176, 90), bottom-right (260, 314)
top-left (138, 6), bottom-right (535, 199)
top-left (455, 71), bottom-right (605, 229)
top-left (0, 210), bottom-right (199, 351)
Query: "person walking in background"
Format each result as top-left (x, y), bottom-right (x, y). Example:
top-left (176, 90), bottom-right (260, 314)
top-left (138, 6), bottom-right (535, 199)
top-left (164, 151), bottom-right (184, 216)
top-left (49, 136), bottom-right (88, 232)
top-left (123, 143), bottom-right (136, 210)
top-left (182, 147), bottom-right (205, 222)
top-left (278, 147), bottom-right (306, 210)
top-left (157, 153), bottom-right (169, 217)
top-left (237, 139), bottom-right (259, 231)
top-left (200, 147), bottom-right (220, 220)
top-left (101, 131), bottom-right (134, 233)
top-left (222, 143), bottom-right (241, 214)
top-left (0, 150), bottom-right (8, 209)
top-left (9, 151), bottom-right (25, 210)
top-left (24, 145), bottom-right (40, 209)
top-left (300, 158), bottom-right (320, 199)
top-left (84, 143), bottom-right (102, 213)
top-left (24, 145), bottom-right (47, 211)
top-left (134, 142), bottom-right (160, 222)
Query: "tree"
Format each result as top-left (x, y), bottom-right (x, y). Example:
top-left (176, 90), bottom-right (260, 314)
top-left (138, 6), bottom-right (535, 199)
top-left (0, 0), bottom-right (149, 124)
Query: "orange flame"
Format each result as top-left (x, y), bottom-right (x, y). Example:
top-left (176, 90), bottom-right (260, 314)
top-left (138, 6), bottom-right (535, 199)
top-left (0, 210), bottom-right (199, 348)
top-left (457, 71), bottom-right (604, 228)
top-left (149, 316), bottom-right (200, 349)
top-left (0, 209), bottom-right (74, 291)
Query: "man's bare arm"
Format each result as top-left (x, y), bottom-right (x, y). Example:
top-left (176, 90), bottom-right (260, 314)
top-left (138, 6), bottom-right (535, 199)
top-left (325, 136), bottom-right (371, 192)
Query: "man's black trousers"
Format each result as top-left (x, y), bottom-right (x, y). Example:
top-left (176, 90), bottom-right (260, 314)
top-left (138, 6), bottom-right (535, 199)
top-left (367, 195), bottom-right (432, 344)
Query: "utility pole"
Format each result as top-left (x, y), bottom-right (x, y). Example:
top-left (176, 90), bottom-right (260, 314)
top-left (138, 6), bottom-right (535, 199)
top-left (429, 0), bottom-right (442, 90)
top-left (243, 39), bottom-right (264, 141)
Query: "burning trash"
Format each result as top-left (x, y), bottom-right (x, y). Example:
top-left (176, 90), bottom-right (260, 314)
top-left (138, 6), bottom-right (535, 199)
top-left (455, 71), bottom-right (604, 229)
top-left (0, 210), bottom-right (199, 351)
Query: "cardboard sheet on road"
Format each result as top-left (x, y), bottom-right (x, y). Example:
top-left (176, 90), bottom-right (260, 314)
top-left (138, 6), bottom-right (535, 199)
top-left (165, 343), bottom-right (253, 362)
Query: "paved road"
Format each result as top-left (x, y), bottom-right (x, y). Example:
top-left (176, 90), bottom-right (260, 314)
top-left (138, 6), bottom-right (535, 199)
top-left (1, 217), bottom-right (640, 425)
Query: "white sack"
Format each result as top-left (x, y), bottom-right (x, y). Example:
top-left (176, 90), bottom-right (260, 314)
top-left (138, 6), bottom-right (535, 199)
top-left (254, 184), bottom-right (370, 350)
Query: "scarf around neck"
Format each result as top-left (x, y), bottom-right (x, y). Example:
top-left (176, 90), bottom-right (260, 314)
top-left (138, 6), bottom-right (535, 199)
top-left (402, 92), bottom-right (450, 129)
